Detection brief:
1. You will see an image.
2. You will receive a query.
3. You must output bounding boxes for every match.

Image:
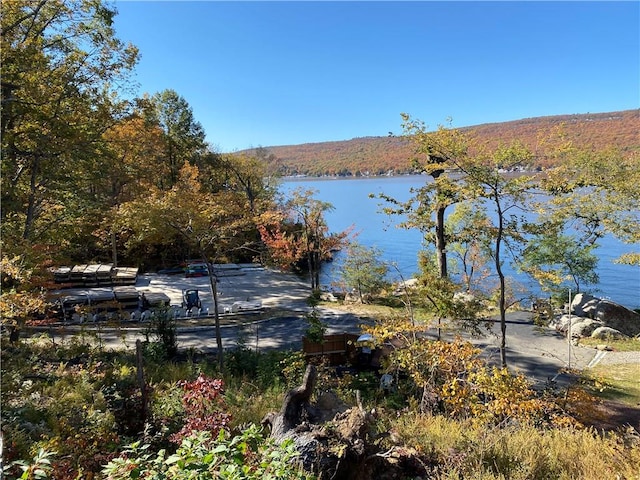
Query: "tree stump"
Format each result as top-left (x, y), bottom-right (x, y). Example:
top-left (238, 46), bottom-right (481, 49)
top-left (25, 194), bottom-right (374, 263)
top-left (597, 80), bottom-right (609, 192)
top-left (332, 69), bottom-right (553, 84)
top-left (262, 364), bottom-right (432, 479)
top-left (267, 364), bottom-right (317, 439)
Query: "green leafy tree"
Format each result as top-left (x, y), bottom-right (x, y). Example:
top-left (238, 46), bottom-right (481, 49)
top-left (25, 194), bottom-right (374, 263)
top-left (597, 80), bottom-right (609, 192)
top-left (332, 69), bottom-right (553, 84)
top-left (1, 0), bottom-right (139, 243)
top-left (218, 152), bottom-right (280, 215)
top-left (521, 226), bottom-right (599, 296)
top-left (89, 114), bottom-right (167, 265)
top-left (413, 250), bottom-right (486, 339)
top-left (304, 307), bottom-right (328, 343)
top-left (541, 147), bottom-right (640, 266)
top-left (143, 89), bottom-right (207, 188)
top-left (119, 164), bottom-right (256, 369)
top-left (445, 201), bottom-right (493, 293)
top-left (340, 242), bottom-right (389, 303)
top-left (377, 120), bottom-right (492, 341)
top-left (397, 114), bottom-right (470, 278)
top-left (453, 141), bottom-right (535, 367)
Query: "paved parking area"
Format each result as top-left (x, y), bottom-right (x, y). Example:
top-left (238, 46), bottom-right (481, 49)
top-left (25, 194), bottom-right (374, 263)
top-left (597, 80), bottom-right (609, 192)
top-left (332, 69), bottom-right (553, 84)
top-left (135, 266), bottom-right (311, 313)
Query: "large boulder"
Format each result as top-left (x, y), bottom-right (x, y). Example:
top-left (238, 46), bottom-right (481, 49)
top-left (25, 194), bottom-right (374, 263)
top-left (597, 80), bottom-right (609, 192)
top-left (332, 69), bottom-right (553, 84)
top-left (570, 294), bottom-right (640, 337)
top-left (320, 292), bottom-right (338, 303)
top-left (551, 314), bottom-right (590, 334)
top-left (591, 326), bottom-right (628, 340)
top-left (570, 319), bottom-right (605, 340)
top-left (591, 300), bottom-right (640, 337)
top-left (571, 293), bottom-right (600, 317)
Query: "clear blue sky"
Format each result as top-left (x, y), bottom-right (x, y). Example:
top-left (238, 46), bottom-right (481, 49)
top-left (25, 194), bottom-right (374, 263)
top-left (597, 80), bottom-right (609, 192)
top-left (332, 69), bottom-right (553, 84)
top-left (113, 1), bottom-right (639, 152)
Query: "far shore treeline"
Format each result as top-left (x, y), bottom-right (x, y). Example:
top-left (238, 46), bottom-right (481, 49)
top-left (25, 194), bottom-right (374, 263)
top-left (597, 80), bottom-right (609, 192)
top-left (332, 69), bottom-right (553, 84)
top-left (239, 109), bottom-right (639, 178)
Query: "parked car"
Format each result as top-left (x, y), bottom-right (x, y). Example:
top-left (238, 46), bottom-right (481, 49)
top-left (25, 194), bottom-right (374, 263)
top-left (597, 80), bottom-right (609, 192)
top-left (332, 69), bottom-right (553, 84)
top-left (185, 262), bottom-right (208, 278)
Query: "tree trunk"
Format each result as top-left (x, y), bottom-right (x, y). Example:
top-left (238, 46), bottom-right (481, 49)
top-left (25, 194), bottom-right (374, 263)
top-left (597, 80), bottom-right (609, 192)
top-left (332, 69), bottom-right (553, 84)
top-left (313, 251), bottom-right (321, 290)
top-left (211, 274), bottom-right (223, 371)
top-left (201, 252), bottom-right (224, 370)
top-left (262, 364), bottom-right (428, 479)
top-left (495, 202), bottom-right (508, 368)
top-left (23, 154), bottom-right (40, 240)
top-left (135, 340), bottom-right (148, 422)
top-left (435, 204), bottom-right (448, 279)
top-left (111, 231), bottom-right (118, 267)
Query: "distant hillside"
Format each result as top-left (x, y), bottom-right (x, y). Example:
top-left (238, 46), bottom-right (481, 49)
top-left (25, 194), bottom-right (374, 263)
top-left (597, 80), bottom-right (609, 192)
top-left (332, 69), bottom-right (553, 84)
top-left (241, 110), bottom-right (639, 177)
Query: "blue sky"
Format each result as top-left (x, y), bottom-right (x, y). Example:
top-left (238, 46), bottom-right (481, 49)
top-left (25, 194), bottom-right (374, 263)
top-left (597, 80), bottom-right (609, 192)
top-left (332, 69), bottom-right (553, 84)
top-left (113, 1), bottom-right (639, 152)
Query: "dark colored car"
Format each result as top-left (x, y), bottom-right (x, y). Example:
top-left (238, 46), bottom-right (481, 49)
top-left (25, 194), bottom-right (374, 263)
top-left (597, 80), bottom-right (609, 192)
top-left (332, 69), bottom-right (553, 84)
top-left (185, 262), bottom-right (208, 278)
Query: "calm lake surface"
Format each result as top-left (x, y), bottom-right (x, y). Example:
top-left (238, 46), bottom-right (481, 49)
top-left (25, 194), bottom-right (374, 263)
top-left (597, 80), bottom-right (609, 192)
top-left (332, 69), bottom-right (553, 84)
top-left (283, 176), bottom-right (640, 310)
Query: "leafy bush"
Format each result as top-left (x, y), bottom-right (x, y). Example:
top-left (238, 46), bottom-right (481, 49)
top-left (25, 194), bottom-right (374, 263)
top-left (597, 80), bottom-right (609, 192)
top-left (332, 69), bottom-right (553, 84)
top-left (303, 307), bottom-right (327, 343)
top-left (170, 374), bottom-right (231, 445)
top-left (143, 307), bottom-right (178, 360)
top-left (3, 448), bottom-right (55, 480)
top-left (103, 425), bottom-right (314, 479)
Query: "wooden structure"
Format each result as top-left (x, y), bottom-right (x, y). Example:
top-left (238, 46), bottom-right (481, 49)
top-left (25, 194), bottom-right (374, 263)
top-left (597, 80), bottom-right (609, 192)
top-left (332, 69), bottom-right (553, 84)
top-left (51, 264), bottom-right (138, 288)
top-left (302, 333), bottom-right (359, 366)
top-left (49, 287), bottom-right (169, 322)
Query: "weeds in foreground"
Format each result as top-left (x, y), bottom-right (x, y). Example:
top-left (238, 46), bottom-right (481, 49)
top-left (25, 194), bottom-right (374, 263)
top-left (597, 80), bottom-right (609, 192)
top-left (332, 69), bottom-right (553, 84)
top-left (392, 412), bottom-right (640, 480)
top-left (3, 333), bottom-right (640, 480)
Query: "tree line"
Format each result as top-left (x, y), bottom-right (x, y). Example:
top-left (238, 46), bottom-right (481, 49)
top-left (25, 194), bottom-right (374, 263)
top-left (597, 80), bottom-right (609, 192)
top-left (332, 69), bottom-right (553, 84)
top-left (0, 1), bottom-right (338, 351)
top-left (242, 110), bottom-right (640, 177)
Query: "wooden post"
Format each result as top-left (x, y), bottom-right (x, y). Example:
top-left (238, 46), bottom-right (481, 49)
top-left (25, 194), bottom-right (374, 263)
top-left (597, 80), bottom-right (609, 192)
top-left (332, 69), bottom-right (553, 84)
top-left (136, 340), bottom-right (148, 422)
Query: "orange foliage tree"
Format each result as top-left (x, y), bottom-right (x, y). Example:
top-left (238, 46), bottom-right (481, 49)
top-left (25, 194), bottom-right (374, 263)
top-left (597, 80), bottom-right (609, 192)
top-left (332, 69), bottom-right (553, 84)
top-left (258, 188), bottom-right (350, 290)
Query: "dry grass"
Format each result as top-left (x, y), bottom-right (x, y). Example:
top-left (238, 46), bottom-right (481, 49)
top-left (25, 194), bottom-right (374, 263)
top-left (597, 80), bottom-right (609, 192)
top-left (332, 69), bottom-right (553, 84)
top-left (391, 412), bottom-right (640, 479)
top-left (578, 337), bottom-right (640, 352)
top-left (586, 364), bottom-right (640, 407)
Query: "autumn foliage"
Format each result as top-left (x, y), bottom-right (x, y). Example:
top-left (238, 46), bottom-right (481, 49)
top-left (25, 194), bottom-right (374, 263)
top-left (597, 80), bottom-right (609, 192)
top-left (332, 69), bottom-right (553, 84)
top-left (170, 374), bottom-right (231, 445)
top-left (239, 109), bottom-right (640, 177)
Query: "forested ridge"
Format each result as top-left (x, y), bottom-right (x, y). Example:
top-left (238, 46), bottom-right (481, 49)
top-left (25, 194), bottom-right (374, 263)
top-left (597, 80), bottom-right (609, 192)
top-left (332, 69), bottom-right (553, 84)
top-left (240, 109), bottom-right (640, 177)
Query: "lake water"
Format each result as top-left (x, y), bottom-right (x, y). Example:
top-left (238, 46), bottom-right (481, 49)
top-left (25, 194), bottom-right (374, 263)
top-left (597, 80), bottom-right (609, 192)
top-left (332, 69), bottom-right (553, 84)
top-left (283, 176), bottom-right (640, 310)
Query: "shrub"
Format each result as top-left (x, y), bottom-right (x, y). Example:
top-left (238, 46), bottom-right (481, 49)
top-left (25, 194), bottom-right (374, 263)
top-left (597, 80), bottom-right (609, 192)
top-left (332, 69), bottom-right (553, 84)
top-left (303, 307), bottom-right (327, 343)
top-left (143, 307), bottom-right (178, 360)
top-left (103, 425), bottom-right (314, 480)
top-left (170, 374), bottom-right (231, 445)
top-left (3, 448), bottom-right (55, 480)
